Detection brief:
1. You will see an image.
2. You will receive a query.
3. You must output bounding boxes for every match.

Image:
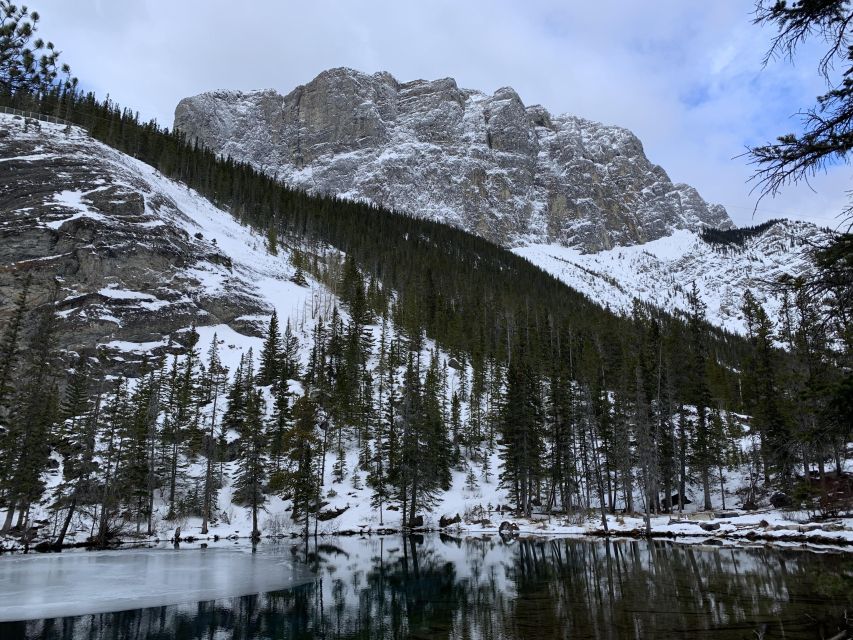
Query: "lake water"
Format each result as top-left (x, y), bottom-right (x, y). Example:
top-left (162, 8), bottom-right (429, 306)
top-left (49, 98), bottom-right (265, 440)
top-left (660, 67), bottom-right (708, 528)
top-left (1, 535), bottom-right (851, 639)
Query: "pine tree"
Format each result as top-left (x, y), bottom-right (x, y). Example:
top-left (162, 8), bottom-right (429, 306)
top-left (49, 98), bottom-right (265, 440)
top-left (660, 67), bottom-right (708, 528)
top-left (234, 358), bottom-right (266, 539)
top-left (498, 346), bottom-right (543, 516)
top-left (283, 394), bottom-right (320, 539)
top-left (0, 2), bottom-right (76, 95)
top-left (201, 335), bottom-right (227, 534)
top-left (259, 310), bottom-right (281, 386)
top-left (280, 318), bottom-right (300, 380)
top-left (1, 303), bottom-right (59, 533)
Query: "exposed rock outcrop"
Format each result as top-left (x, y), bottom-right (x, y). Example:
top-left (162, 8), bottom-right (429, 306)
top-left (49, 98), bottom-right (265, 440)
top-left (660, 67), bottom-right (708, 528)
top-left (174, 67), bottom-right (733, 253)
top-left (0, 113), bottom-right (271, 372)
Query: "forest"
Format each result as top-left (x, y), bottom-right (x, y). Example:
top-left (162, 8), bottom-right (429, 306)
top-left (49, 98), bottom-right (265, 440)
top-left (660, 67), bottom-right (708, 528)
top-left (0, 60), bottom-right (851, 544)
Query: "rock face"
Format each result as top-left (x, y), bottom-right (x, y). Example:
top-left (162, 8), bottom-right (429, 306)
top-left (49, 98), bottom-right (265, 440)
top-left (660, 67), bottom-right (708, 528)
top-left (0, 114), bottom-right (272, 371)
top-left (174, 67), bottom-right (733, 252)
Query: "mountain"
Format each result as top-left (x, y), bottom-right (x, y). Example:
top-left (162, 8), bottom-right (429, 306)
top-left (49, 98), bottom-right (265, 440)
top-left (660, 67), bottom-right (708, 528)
top-left (174, 67), bottom-right (732, 252)
top-left (174, 68), bottom-right (838, 335)
top-left (0, 91), bottom-right (845, 549)
top-left (0, 112), bottom-right (314, 372)
top-left (515, 219), bottom-right (833, 333)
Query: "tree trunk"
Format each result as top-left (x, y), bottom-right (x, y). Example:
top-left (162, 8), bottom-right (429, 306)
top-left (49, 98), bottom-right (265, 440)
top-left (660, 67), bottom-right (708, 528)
top-left (55, 498), bottom-right (77, 548)
top-left (1, 499), bottom-right (16, 532)
top-left (409, 472), bottom-right (418, 525)
top-left (702, 467), bottom-right (712, 511)
top-left (168, 441), bottom-right (178, 518)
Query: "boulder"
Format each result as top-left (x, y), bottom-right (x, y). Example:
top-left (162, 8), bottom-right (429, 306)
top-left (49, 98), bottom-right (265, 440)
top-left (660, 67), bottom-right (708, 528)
top-left (699, 522), bottom-right (720, 532)
top-left (498, 521), bottom-right (520, 535)
top-left (408, 515), bottom-right (424, 528)
top-left (713, 511), bottom-right (738, 518)
top-left (769, 492), bottom-right (793, 509)
top-left (316, 506), bottom-right (349, 522)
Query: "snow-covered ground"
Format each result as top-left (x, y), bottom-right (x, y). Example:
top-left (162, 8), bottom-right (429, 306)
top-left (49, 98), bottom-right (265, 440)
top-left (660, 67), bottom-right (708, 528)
top-left (1, 116), bottom-right (849, 556)
top-left (515, 223), bottom-right (832, 335)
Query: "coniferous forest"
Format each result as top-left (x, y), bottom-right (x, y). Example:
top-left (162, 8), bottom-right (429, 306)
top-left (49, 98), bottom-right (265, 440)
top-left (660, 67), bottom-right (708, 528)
top-left (0, 2), bottom-right (851, 549)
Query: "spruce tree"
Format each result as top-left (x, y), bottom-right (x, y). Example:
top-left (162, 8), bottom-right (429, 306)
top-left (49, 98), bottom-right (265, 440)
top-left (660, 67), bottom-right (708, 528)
top-left (498, 346), bottom-right (543, 516)
top-left (1, 303), bottom-right (59, 533)
top-left (234, 356), bottom-right (266, 539)
top-left (686, 281), bottom-right (714, 511)
top-left (284, 394), bottom-right (321, 538)
top-left (201, 335), bottom-right (227, 534)
top-left (259, 310), bottom-right (281, 386)
top-left (280, 318), bottom-right (300, 380)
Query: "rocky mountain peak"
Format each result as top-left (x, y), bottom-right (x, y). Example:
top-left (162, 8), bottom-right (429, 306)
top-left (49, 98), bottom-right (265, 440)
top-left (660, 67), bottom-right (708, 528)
top-left (174, 68), bottom-right (733, 252)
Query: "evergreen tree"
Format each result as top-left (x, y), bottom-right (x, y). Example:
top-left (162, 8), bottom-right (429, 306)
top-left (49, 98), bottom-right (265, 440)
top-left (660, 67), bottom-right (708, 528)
top-left (686, 281), bottom-right (714, 510)
top-left (201, 335), bottom-right (227, 534)
top-left (52, 371), bottom-right (101, 548)
top-left (95, 378), bottom-right (131, 546)
top-left (283, 394), bottom-right (321, 539)
top-left (497, 345), bottom-right (543, 516)
top-left (741, 290), bottom-right (791, 483)
top-left (259, 310), bottom-right (281, 386)
top-left (222, 354), bottom-right (247, 434)
top-left (268, 380), bottom-right (292, 477)
top-left (0, 274), bottom-right (29, 415)
top-left (234, 358), bottom-right (266, 538)
top-left (0, 2), bottom-right (75, 95)
top-left (280, 318), bottom-right (300, 380)
top-left (120, 367), bottom-right (159, 532)
top-left (1, 304), bottom-right (59, 533)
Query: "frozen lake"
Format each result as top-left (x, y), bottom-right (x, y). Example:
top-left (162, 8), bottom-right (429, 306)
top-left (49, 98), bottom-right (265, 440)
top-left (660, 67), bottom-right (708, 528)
top-left (2, 536), bottom-right (853, 638)
top-left (0, 542), bottom-right (313, 622)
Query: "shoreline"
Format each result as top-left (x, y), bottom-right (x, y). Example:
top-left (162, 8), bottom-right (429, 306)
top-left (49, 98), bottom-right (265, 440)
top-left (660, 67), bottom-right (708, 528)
top-left (3, 510), bottom-right (853, 554)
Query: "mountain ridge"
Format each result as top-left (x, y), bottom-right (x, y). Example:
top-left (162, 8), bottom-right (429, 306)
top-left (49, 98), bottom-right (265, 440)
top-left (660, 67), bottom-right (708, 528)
top-left (174, 67), bottom-right (733, 252)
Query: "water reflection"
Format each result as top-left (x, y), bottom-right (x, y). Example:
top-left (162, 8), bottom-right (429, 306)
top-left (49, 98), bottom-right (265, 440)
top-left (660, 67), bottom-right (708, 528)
top-left (3, 536), bottom-right (852, 639)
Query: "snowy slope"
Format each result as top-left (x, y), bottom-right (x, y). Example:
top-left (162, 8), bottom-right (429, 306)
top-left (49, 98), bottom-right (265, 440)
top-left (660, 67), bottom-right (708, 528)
top-left (0, 112), bottom-right (325, 371)
top-left (1, 114), bottom-right (850, 551)
top-left (515, 221), bottom-right (833, 334)
top-left (0, 112), bottom-right (515, 541)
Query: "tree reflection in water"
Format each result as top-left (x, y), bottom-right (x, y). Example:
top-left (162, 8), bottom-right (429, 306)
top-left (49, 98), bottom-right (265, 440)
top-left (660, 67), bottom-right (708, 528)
top-left (4, 535), bottom-right (852, 639)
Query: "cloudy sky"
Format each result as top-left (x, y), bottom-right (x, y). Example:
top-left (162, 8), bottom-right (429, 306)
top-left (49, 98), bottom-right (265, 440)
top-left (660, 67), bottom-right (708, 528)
top-left (34, 0), bottom-right (852, 229)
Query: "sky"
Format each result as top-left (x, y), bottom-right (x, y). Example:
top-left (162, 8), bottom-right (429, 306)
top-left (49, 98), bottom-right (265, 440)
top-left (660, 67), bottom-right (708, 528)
top-left (32, 0), bottom-right (853, 230)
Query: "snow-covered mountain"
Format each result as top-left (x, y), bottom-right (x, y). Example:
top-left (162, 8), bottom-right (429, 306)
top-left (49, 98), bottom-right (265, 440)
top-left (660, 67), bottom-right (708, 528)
top-left (174, 67), bottom-right (732, 252)
top-left (516, 220), bottom-right (834, 333)
top-left (172, 68), bottom-right (835, 335)
top-left (0, 111), bottom-right (317, 371)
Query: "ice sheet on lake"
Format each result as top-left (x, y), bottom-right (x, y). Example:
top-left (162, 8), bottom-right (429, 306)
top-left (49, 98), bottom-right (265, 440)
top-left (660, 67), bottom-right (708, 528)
top-left (0, 544), bottom-right (314, 622)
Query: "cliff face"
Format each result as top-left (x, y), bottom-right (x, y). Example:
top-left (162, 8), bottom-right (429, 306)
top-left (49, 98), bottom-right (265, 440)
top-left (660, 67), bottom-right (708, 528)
top-left (0, 112), bottom-right (304, 371)
top-left (174, 67), bottom-right (732, 252)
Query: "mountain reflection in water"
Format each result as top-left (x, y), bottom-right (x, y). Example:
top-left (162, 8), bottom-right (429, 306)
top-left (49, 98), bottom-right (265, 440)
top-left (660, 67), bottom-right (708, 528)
top-left (3, 535), bottom-right (852, 639)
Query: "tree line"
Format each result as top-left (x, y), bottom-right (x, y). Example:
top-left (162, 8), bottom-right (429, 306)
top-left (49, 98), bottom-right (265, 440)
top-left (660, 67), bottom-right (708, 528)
top-left (0, 1), bottom-right (850, 542)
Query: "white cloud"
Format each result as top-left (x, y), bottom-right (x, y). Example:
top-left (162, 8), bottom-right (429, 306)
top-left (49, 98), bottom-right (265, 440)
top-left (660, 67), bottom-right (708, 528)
top-left (33, 0), bottom-right (852, 230)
